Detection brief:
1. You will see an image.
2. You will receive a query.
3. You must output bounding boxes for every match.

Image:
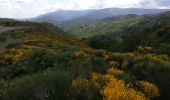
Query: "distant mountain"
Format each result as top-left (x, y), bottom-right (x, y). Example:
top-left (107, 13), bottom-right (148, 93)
top-left (62, 11), bottom-right (170, 38)
top-left (31, 10), bottom-right (94, 24)
top-left (32, 8), bottom-right (170, 26)
top-left (77, 8), bottom-right (169, 19)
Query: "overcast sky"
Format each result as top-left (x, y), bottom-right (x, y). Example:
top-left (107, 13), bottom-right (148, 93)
top-left (0, 0), bottom-right (170, 18)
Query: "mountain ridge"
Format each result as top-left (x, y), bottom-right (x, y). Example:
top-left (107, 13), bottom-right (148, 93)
top-left (31, 8), bottom-right (170, 26)
top-left (61, 11), bottom-right (170, 38)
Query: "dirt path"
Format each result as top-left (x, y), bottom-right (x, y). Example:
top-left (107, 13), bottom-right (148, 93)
top-left (0, 26), bottom-right (16, 34)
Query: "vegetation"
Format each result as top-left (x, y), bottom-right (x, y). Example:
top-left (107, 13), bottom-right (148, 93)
top-left (0, 11), bottom-right (170, 100)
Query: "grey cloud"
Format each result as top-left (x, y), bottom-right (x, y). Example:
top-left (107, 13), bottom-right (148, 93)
top-left (0, 0), bottom-right (30, 4)
top-left (92, 0), bottom-right (105, 8)
top-left (139, 0), bottom-right (170, 8)
top-left (155, 0), bottom-right (170, 6)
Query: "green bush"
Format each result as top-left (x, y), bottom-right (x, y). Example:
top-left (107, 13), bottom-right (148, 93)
top-left (69, 78), bottom-right (102, 100)
top-left (3, 69), bottom-right (71, 100)
top-left (91, 57), bottom-right (108, 73)
top-left (154, 43), bottom-right (170, 56)
top-left (0, 37), bottom-right (6, 42)
top-left (132, 60), bottom-right (170, 100)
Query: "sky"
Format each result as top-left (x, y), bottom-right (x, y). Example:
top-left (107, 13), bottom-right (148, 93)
top-left (0, 0), bottom-right (170, 18)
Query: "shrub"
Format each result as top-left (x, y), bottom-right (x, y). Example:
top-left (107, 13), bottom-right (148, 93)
top-left (4, 70), bottom-right (71, 100)
top-left (137, 46), bottom-right (152, 53)
top-left (13, 49), bottom-right (58, 75)
top-left (107, 68), bottom-right (124, 76)
top-left (0, 37), bottom-right (6, 42)
top-left (154, 43), bottom-right (170, 56)
top-left (73, 51), bottom-right (88, 58)
top-left (101, 75), bottom-right (146, 100)
top-left (70, 78), bottom-right (102, 100)
top-left (91, 57), bottom-right (108, 73)
top-left (101, 52), bottom-right (109, 60)
top-left (137, 81), bottom-right (159, 98)
top-left (109, 61), bottom-right (119, 68)
top-left (132, 60), bottom-right (170, 100)
top-left (121, 59), bottom-right (129, 68)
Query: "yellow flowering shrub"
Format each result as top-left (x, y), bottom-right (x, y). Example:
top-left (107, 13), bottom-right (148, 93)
top-left (11, 48), bottom-right (25, 64)
top-left (91, 72), bottom-right (102, 82)
top-left (70, 73), bottom-right (155, 100)
top-left (70, 76), bottom-right (102, 100)
top-left (9, 47), bottom-right (32, 64)
top-left (109, 61), bottom-right (119, 68)
top-left (107, 68), bottom-right (124, 76)
top-left (137, 46), bottom-right (152, 53)
top-left (73, 51), bottom-right (88, 58)
top-left (101, 52), bottom-right (109, 60)
top-left (20, 44), bottom-right (40, 49)
top-left (137, 81), bottom-right (159, 98)
top-left (136, 54), bottom-right (168, 63)
top-left (0, 60), bottom-right (5, 65)
top-left (101, 75), bottom-right (146, 100)
top-left (24, 34), bottom-right (52, 41)
top-left (126, 52), bottom-right (136, 57)
top-left (1, 44), bottom-right (40, 64)
top-left (121, 60), bottom-right (129, 67)
top-left (72, 72), bottom-right (102, 87)
top-left (3, 54), bottom-right (13, 61)
top-left (156, 54), bottom-right (169, 61)
top-left (72, 78), bottom-right (89, 87)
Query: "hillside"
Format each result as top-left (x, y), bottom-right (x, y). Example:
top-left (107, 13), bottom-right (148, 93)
top-left (0, 18), bottom-right (83, 44)
top-left (61, 14), bottom-right (139, 37)
top-left (0, 17), bottom-right (170, 100)
top-left (62, 11), bottom-right (170, 38)
top-left (32, 8), bottom-right (169, 26)
top-left (87, 11), bottom-right (170, 100)
top-left (86, 11), bottom-right (170, 51)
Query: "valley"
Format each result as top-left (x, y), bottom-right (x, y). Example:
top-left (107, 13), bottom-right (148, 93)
top-left (0, 9), bottom-right (170, 100)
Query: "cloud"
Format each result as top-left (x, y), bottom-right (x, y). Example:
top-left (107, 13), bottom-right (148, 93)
top-left (138, 0), bottom-right (170, 8)
top-left (0, 0), bottom-right (170, 18)
top-left (72, 0), bottom-right (141, 9)
top-left (0, 0), bottom-right (50, 18)
top-left (0, 0), bottom-right (36, 3)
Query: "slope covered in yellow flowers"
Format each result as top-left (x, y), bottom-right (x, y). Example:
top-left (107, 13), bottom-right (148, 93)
top-left (0, 19), bottom-right (169, 100)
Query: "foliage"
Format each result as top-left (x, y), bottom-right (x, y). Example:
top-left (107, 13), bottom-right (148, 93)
top-left (101, 75), bottom-right (146, 100)
top-left (137, 81), bottom-right (159, 98)
top-left (69, 77), bottom-right (102, 100)
top-left (1, 16), bottom-right (170, 100)
top-left (2, 70), bottom-right (71, 100)
top-left (107, 68), bottom-right (124, 76)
